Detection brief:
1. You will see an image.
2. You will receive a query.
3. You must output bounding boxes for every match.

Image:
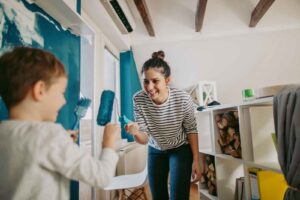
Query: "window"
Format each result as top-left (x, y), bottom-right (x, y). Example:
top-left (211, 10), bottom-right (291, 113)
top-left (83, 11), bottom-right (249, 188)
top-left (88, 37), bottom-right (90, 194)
top-left (103, 48), bottom-right (120, 123)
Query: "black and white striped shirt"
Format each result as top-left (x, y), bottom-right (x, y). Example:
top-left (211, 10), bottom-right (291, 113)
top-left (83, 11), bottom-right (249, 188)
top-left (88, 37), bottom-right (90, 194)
top-left (133, 87), bottom-right (198, 150)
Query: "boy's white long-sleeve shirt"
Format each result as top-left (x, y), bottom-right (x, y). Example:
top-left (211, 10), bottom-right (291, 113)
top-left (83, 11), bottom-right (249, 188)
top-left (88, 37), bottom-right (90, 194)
top-left (0, 120), bottom-right (118, 200)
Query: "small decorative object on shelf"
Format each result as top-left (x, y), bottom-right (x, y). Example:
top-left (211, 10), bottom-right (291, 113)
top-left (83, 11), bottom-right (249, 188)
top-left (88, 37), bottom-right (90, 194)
top-left (187, 81), bottom-right (217, 106)
top-left (242, 88), bottom-right (255, 102)
top-left (200, 155), bottom-right (217, 196)
top-left (215, 110), bottom-right (242, 158)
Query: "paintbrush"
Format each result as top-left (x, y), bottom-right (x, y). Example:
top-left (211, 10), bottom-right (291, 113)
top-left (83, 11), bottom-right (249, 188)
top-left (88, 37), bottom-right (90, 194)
top-left (72, 97), bottom-right (92, 130)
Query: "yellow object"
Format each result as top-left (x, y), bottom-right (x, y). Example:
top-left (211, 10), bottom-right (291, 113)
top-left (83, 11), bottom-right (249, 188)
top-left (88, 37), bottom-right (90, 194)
top-left (257, 170), bottom-right (288, 200)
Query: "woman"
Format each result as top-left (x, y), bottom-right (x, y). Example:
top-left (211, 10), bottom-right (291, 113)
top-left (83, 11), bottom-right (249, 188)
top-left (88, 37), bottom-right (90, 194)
top-left (126, 51), bottom-right (201, 200)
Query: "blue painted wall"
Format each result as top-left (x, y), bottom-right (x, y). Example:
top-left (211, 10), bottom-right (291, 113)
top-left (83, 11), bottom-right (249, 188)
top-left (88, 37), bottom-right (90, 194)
top-left (0, 0), bottom-right (80, 129)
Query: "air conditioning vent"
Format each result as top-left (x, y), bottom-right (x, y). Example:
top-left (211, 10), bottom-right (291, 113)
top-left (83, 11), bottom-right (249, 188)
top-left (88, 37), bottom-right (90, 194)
top-left (110, 0), bottom-right (133, 32)
top-left (100, 0), bottom-right (136, 34)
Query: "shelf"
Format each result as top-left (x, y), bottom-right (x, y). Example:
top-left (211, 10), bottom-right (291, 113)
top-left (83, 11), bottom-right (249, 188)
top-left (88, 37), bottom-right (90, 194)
top-left (195, 97), bottom-right (281, 200)
top-left (196, 112), bottom-right (214, 152)
top-left (199, 149), bottom-right (215, 156)
top-left (32, 0), bottom-right (94, 36)
top-left (197, 104), bottom-right (237, 112)
top-left (249, 106), bottom-right (277, 164)
top-left (196, 97), bottom-right (273, 113)
top-left (199, 188), bottom-right (218, 200)
top-left (215, 153), bottom-right (242, 162)
top-left (199, 154), bottom-right (218, 198)
top-left (239, 97), bottom-right (273, 107)
top-left (215, 158), bottom-right (244, 200)
top-left (245, 161), bottom-right (281, 173)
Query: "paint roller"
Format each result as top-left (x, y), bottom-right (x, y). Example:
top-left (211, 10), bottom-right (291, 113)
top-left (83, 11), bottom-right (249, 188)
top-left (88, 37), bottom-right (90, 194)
top-left (97, 90), bottom-right (131, 126)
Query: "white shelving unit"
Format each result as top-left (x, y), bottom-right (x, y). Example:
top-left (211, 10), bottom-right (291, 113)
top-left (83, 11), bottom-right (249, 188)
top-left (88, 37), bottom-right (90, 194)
top-left (196, 97), bottom-right (282, 200)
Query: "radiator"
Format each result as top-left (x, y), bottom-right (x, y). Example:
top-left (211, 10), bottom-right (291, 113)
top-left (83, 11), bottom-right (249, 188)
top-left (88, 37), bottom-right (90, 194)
top-left (117, 142), bottom-right (147, 175)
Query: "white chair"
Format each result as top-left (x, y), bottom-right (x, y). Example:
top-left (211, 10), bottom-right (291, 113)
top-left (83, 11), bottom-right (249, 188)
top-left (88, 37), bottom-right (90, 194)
top-left (104, 163), bottom-right (148, 200)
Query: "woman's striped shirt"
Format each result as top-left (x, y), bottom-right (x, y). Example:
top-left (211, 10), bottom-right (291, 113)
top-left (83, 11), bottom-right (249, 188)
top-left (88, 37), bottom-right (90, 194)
top-left (133, 87), bottom-right (198, 150)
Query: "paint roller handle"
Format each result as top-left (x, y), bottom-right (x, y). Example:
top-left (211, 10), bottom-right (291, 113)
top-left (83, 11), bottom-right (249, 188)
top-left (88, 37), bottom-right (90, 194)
top-left (118, 115), bottom-right (132, 125)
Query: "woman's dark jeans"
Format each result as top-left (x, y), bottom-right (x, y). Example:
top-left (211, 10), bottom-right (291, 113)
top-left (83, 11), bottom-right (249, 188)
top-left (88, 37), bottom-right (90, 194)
top-left (148, 144), bottom-right (193, 200)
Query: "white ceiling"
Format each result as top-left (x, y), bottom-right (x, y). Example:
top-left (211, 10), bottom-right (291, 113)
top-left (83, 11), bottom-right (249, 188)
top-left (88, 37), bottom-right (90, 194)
top-left (127, 0), bottom-right (300, 46)
top-left (83, 0), bottom-right (300, 49)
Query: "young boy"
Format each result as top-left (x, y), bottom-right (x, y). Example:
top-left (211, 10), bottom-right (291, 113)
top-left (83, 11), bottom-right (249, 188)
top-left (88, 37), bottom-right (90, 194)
top-left (0, 47), bottom-right (120, 200)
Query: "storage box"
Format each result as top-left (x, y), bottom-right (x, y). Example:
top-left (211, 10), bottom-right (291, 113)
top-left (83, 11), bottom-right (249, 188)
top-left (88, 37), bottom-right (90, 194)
top-left (255, 84), bottom-right (296, 99)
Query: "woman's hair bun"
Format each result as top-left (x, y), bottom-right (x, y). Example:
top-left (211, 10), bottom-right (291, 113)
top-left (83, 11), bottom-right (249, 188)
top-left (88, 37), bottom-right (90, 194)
top-left (152, 50), bottom-right (165, 60)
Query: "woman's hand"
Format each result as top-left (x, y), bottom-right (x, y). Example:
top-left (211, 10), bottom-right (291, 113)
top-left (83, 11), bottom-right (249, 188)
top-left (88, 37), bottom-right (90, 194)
top-left (191, 160), bottom-right (202, 183)
top-left (125, 122), bottom-right (140, 136)
top-left (125, 123), bottom-right (148, 144)
top-left (67, 130), bottom-right (79, 143)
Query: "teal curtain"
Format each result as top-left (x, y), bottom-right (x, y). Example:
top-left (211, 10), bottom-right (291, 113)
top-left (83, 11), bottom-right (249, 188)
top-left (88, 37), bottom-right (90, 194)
top-left (0, 98), bottom-right (8, 120)
top-left (120, 50), bottom-right (142, 142)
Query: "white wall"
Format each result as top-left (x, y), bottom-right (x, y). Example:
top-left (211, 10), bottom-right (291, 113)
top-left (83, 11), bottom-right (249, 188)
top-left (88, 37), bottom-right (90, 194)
top-left (82, 0), bottom-right (131, 51)
top-left (63, 0), bottom-right (77, 12)
top-left (81, 9), bottom-right (126, 200)
top-left (132, 28), bottom-right (300, 104)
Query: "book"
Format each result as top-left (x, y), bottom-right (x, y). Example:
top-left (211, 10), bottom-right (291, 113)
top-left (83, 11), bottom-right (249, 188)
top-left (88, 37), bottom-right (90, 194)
top-left (257, 170), bottom-right (288, 200)
top-left (235, 177), bottom-right (245, 200)
top-left (242, 179), bottom-right (246, 200)
top-left (248, 168), bottom-right (261, 200)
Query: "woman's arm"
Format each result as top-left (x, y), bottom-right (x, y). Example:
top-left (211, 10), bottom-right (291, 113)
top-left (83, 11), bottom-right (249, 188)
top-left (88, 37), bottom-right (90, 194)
top-left (188, 133), bottom-right (202, 183)
top-left (130, 95), bottom-right (149, 144)
top-left (188, 133), bottom-right (200, 162)
top-left (183, 94), bottom-right (202, 182)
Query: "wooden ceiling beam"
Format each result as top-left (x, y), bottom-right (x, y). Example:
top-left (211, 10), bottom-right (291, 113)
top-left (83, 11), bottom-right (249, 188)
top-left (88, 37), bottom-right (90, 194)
top-left (249, 0), bottom-right (275, 27)
top-left (195, 0), bottom-right (208, 32)
top-left (134, 0), bottom-right (155, 37)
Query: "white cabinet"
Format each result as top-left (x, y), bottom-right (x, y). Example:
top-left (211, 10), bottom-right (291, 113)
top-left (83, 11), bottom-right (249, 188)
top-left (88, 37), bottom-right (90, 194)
top-left (196, 97), bottom-right (281, 200)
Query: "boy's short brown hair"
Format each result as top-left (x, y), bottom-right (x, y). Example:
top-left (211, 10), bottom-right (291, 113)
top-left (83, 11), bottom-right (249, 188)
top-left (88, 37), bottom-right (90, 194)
top-left (0, 47), bottom-right (66, 109)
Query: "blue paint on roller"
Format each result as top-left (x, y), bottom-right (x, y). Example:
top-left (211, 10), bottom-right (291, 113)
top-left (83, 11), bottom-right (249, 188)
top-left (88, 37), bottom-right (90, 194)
top-left (97, 90), bottom-right (115, 126)
top-left (97, 90), bottom-right (133, 127)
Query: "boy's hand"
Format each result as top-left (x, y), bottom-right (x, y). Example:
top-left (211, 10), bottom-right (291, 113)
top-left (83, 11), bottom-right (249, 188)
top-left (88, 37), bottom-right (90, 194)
top-left (125, 122), bottom-right (140, 136)
top-left (102, 123), bottom-right (121, 149)
top-left (67, 130), bottom-right (79, 143)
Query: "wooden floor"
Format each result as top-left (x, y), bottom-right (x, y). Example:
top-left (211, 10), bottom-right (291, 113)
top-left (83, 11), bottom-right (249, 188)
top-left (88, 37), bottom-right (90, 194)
top-left (190, 183), bottom-right (199, 200)
top-left (143, 183), bottom-right (199, 200)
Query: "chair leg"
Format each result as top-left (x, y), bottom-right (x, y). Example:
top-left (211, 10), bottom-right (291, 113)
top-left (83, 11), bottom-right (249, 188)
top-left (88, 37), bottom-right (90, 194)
top-left (118, 189), bottom-right (125, 200)
top-left (142, 187), bottom-right (148, 200)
